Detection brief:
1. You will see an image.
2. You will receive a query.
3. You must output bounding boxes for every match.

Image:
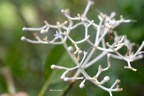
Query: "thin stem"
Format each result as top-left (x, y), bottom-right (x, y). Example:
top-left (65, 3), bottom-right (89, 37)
top-left (85, 51), bottom-right (108, 68)
top-left (38, 77), bottom-right (50, 96)
top-left (95, 18), bottom-right (103, 44)
top-left (0, 67), bottom-right (16, 95)
top-left (61, 82), bottom-right (75, 96)
top-left (82, 47), bottom-right (96, 67)
top-left (131, 41), bottom-right (144, 59)
top-left (82, 0), bottom-right (94, 17)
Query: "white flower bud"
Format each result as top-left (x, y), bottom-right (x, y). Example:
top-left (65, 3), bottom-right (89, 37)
top-left (110, 12), bottom-right (116, 19)
top-left (40, 29), bottom-right (47, 33)
top-left (61, 9), bottom-right (69, 14)
top-left (79, 83), bottom-right (85, 88)
top-left (79, 79), bottom-right (86, 88)
top-left (21, 36), bottom-right (26, 41)
top-left (22, 27), bottom-right (27, 31)
top-left (61, 75), bottom-right (65, 79)
top-left (99, 76), bottom-right (110, 85)
top-left (51, 65), bottom-right (56, 69)
top-left (61, 71), bottom-right (69, 79)
top-left (103, 76), bottom-right (110, 82)
top-left (78, 50), bottom-right (83, 55)
top-left (68, 46), bottom-right (74, 53)
top-left (61, 9), bottom-right (64, 13)
top-left (64, 77), bottom-right (70, 81)
top-left (64, 21), bottom-right (68, 24)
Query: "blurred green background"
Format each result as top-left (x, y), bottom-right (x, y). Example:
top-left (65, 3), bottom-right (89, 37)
top-left (0, 0), bottom-right (144, 96)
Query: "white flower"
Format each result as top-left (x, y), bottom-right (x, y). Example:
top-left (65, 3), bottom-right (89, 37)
top-left (54, 31), bottom-right (62, 39)
top-left (21, 0), bottom-right (144, 96)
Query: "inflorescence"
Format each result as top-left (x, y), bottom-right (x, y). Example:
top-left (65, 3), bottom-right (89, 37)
top-left (21, 0), bottom-right (144, 96)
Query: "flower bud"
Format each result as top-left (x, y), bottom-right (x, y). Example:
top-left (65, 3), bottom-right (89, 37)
top-left (51, 65), bottom-right (56, 69)
top-left (64, 77), bottom-right (70, 81)
top-left (79, 83), bottom-right (85, 88)
top-left (61, 75), bottom-right (65, 80)
top-left (78, 50), bottom-right (83, 55)
top-left (40, 29), bottom-right (47, 33)
top-left (103, 76), bottom-right (110, 82)
top-left (68, 46), bottom-right (74, 53)
top-left (21, 36), bottom-right (25, 41)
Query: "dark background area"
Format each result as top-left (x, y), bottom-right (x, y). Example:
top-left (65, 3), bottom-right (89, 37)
top-left (0, 0), bottom-right (144, 96)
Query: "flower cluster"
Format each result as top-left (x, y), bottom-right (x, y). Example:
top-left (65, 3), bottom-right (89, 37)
top-left (21, 0), bottom-right (144, 96)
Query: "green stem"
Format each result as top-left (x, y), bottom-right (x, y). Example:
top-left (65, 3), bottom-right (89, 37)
top-left (61, 81), bottom-right (74, 96)
top-left (38, 77), bottom-right (51, 96)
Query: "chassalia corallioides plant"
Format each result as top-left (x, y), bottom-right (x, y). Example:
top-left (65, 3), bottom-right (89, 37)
top-left (21, 0), bottom-right (144, 96)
